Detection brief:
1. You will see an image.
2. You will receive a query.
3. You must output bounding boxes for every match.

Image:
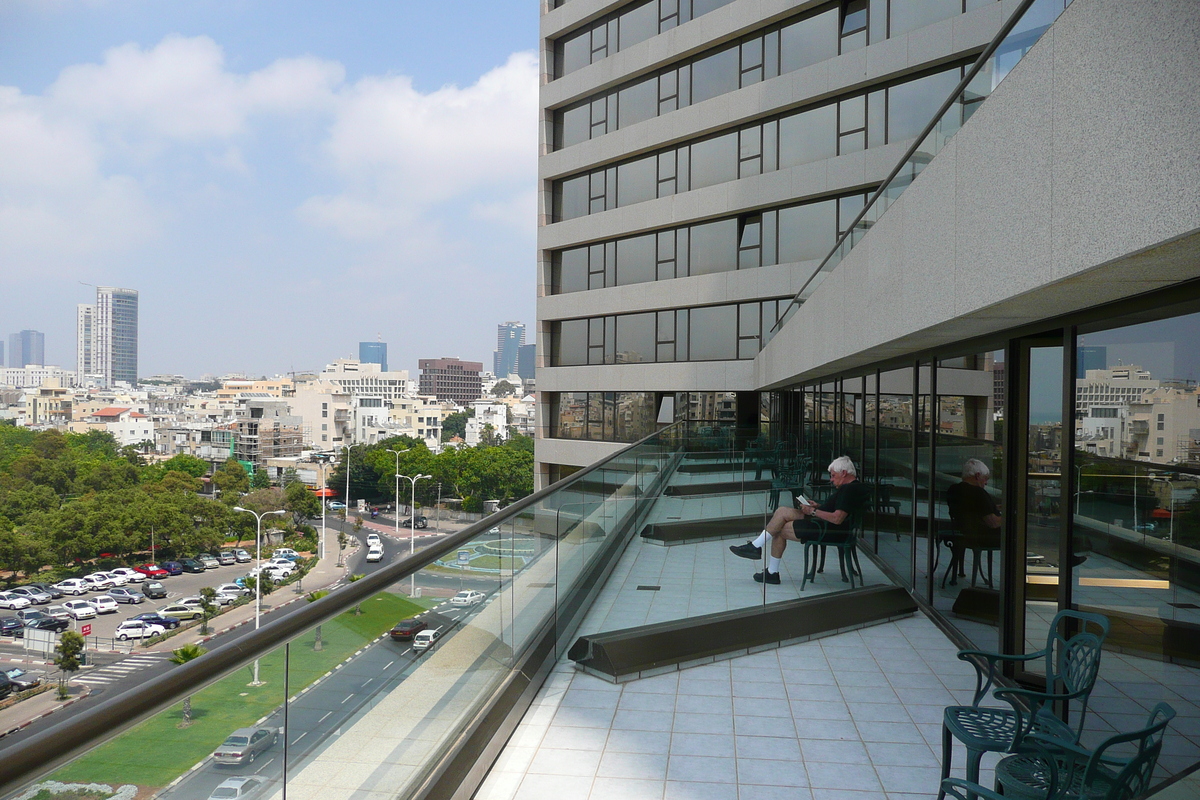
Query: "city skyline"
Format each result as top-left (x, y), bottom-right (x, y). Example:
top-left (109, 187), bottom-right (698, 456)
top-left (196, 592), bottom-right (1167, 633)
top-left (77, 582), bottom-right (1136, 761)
top-left (0, 1), bottom-right (537, 377)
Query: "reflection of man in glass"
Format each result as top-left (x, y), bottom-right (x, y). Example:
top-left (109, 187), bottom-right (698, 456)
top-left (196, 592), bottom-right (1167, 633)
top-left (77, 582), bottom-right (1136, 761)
top-left (945, 458), bottom-right (1001, 586)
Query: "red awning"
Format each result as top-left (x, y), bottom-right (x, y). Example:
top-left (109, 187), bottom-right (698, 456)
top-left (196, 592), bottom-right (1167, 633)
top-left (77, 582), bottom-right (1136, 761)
top-left (313, 488), bottom-right (338, 497)
top-left (1151, 508), bottom-right (1172, 519)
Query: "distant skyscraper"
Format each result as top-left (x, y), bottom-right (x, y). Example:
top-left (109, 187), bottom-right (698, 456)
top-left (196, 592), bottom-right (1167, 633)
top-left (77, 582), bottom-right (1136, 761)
top-left (1077, 346), bottom-right (1108, 379)
top-left (494, 322), bottom-right (525, 377)
top-left (7, 330), bottom-right (45, 368)
top-left (359, 341), bottom-right (388, 372)
top-left (80, 287), bottom-right (138, 386)
top-left (517, 343), bottom-right (536, 382)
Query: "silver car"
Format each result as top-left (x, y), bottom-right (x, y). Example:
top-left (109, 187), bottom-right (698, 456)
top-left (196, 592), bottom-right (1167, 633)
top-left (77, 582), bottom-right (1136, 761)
top-left (213, 727), bottom-right (277, 765)
top-left (10, 587), bottom-right (52, 605)
top-left (107, 587), bottom-right (146, 604)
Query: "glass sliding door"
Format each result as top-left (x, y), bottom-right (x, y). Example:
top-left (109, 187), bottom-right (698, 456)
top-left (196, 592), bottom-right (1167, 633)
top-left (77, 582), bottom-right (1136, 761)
top-left (876, 366), bottom-right (915, 587)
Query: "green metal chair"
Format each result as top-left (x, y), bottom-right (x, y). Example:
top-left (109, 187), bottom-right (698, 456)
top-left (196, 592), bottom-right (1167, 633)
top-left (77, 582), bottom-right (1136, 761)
top-left (941, 702), bottom-right (1175, 800)
top-left (799, 509), bottom-right (864, 590)
top-left (937, 610), bottom-right (1110, 800)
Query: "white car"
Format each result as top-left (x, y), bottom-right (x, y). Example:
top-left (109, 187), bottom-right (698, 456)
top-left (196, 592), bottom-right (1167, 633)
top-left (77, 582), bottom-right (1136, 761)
top-left (208, 777), bottom-right (266, 800)
top-left (365, 533), bottom-right (381, 546)
top-left (110, 568), bottom-right (145, 583)
top-left (412, 627), bottom-right (442, 652)
top-left (98, 571), bottom-right (129, 586)
top-left (449, 590), bottom-right (485, 607)
top-left (83, 573), bottom-right (115, 591)
top-left (115, 620), bottom-right (165, 640)
top-left (63, 600), bottom-right (97, 620)
top-left (46, 605), bottom-right (72, 620)
top-left (0, 592), bottom-right (32, 610)
top-left (87, 596), bottom-right (119, 614)
top-left (365, 547), bottom-right (383, 563)
top-left (264, 558), bottom-right (296, 572)
top-left (53, 579), bottom-right (89, 596)
top-left (216, 583), bottom-right (250, 597)
top-left (272, 548), bottom-right (299, 560)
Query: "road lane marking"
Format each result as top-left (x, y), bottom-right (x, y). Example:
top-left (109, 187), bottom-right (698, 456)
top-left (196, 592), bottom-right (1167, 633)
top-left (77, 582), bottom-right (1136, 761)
top-left (292, 732), bottom-right (308, 743)
top-left (383, 660), bottom-right (395, 670)
top-left (319, 711), bottom-right (333, 723)
top-left (254, 757), bottom-right (275, 774)
top-left (341, 693), bottom-right (353, 704)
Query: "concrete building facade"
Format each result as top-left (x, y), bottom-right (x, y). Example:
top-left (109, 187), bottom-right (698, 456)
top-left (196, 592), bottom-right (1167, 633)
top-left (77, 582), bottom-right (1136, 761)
top-left (419, 357), bottom-right (484, 404)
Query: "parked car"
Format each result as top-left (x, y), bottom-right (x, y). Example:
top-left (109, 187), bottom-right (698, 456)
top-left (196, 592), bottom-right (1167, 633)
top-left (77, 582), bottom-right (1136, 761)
top-left (82, 573), bottom-right (115, 591)
top-left (217, 551), bottom-right (237, 566)
top-left (412, 627), bottom-right (442, 652)
top-left (365, 547), bottom-right (383, 563)
top-left (0, 592), bottom-right (32, 610)
top-left (207, 777), bottom-right (266, 800)
top-left (449, 590), bottom-right (485, 606)
top-left (107, 587), bottom-right (145, 604)
top-left (10, 587), bottom-right (52, 605)
top-left (389, 618), bottom-right (427, 641)
top-left (264, 558), bottom-right (297, 572)
top-left (233, 549), bottom-right (253, 563)
top-left (109, 567), bottom-right (145, 583)
top-left (327, 501), bottom-right (346, 511)
top-left (4, 668), bottom-right (43, 691)
top-left (87, 596), bottom-right (119, 614)
top-left (115, 620), bottom-right (165, 640)
top-left (158, 603), bottom-right (203, 621)
top-left (26, 582), bottom-right (63, 599)
top-left (179, 558), bottom-right (207, 574)
top-left (161, 561), bottom-right (184, 576)
top-left (15, 609), bottom-right (46, 625)
top-left (0, 618), bottom-right (23, 637)
top-left (97, 571), bottom-right (129, 586)
top-left (131, 612), bottom-right (182, 630)
top-left (245, 567), bottom-right (284, 585)
top-left (216, 583), bottom-right (250, 598)
top-left (25, 617), bottom-right (69, 634)
top-left (142, 581), bottom-right (168, 599)
top-left (53, 579), bottom-right (89, 596)
top-left (272, 548), bottom-right (300, 560)
top-left (213, 726), bottom-right (277, 765)
top-left (400, 515), bottom-right (429, 529)
top-left (134, 563), bottom-right (170, 579)
top-left (0, 672), bottom-right (12, 699)
top-left (196, 553), bottom-right (220, 570)
top-left (62, 600), bottom-right (97, 620)
top-left (46, 605), bottom-right (72, 621)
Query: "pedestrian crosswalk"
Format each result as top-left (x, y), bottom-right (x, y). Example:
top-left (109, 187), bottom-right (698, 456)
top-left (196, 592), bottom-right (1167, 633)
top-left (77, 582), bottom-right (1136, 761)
top-left (78, 653), bottom-right (170, 684)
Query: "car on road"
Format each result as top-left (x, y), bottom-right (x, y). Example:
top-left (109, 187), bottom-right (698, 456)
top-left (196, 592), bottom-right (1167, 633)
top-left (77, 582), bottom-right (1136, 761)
top-left (365, 546), bottom-right (383, 563)
top-left (179, 558), bottom-right (207, 574)
top-left (87, 596), bottom-right (119, 614)
top-left (142, 581), bottom-right (168, 599)
top-left (0, 592), bottom-right (32, 610)
top-left (25, 616), bottom-right (69, 634)
top-left (217, 551), bottom-right (237, 566)
top-left (158, 603), bottom-right (203, 621)
top-left (389, 618), bottom-right (427, 641)
top-left (82, 573), bottom-right (115, 591)
top-left (46, 605), bottom-right (72, 621)
top-left (135, 563), bottom-right (170, 579)
top-left (233, 549), bottom-right (253, 563)
top-left (213, 726), bottom-right (277, 765)
top-left (412, 627), bottom-right (442, 652)
top-left (4, 668), bottom-right (43, 691)
top-left (62, 600), bottom-right (97, 620)
top-left (0, 618), bottom-right (23, 638)
top-left (216, 583), bottom-right (250, 598)
top-left (110, 567), bottom-right (145, 583)
top-left (132, 612), bottom-right (181, 630)
top-left (27, 582), bottom-right (63, 599)
top-left (400, 515), bottom-right (429, 529)
top-left (365, 533), bottom-right (381, 546)
top-left (196, 553), bottom-right (220, 570)
top-left (207, 776), bottom-right (266, 800)
top-left (107, 587), bottom-right (145, 604)
top-left (10, 587), bottom-right (52, 605)
top-left (161, 561), bottom-right (184, 576)
top-left (115, 620), bottom-right (165, 640)
top-left (53, 579), bottom-right (89, 596)
top-left (449, 590), bottom-right (486, 607)
top-left (327, 501), bottom-right (346, 510)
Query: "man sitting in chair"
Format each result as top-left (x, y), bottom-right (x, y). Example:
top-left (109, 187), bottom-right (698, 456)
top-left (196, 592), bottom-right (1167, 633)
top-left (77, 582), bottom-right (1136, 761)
top-left (945, 458), bottom-right (1001, 586)
top-left (730, 456), bottom-right (868, 584)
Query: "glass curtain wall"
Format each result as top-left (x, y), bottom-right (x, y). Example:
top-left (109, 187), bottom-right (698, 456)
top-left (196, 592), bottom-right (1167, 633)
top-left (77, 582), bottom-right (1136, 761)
top-left (875, 366), bottom-right (914, 586)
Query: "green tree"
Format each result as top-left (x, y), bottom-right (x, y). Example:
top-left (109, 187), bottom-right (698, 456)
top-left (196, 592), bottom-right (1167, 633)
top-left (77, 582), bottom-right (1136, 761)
top-left (491, 380), bottom-right (517, 397)
top-left (249, 468), bottom-right (272, 490)
top-left (54, 630), bottom-right (86, 700)
top-left (440, 410), bottom-right (471, 442)
top-left (285, 481), bottom-right (321, 528)
top-left (198, 587), bottom-right (218, 635)
top-left (479, 423), bottom-right (500, 448)
top-left (306, 589), bottom-right (330, 650)
top-left (168, 643), bottom-right (207, 726)
top-left (212, 458), bottom-right (250, 499)
top-left (159, 454), bottom-right (209, 478)
top-left (280, 468), bottom-right (302, 487)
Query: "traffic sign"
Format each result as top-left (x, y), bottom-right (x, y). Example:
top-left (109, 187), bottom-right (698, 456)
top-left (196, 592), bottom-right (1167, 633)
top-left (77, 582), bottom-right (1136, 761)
top-left (458, 549), bottom-right (470, 566)
top-left (81, 624), bottom-right (92, 636)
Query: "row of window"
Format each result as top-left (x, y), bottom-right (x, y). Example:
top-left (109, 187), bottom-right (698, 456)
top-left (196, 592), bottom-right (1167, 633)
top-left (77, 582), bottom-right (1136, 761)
top-left (553, 0), bottom-right (738, 79)
top-left (551, 299), bottom-right (787, 366)
top-left (552, 63), bottom-right (964, 221)
top-left (549, 391), bottom-right (738, 442)
top-left (552, 191), bottom-right (869, 293)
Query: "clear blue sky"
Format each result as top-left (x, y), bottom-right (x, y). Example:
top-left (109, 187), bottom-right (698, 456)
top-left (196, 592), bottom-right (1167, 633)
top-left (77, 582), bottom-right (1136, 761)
top-left (0, 0), bottom-right (537, 378)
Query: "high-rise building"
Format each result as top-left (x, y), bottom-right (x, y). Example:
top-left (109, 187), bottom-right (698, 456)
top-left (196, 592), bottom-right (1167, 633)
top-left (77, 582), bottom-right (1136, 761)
top-left (7, 330), bottom-right (45, 369)
top-left (418, 357), bottom-right (483, 405)
top-left (516, 342), bottom-right (537, 382)
top-left (80, 287), bottom-right (138, 386)
top-left (359, 340), bottom-right (388, 372)
top-left (493, 322), bottom-right (525, 377)
top-left (1077, 345), bottom-right (1108, 379)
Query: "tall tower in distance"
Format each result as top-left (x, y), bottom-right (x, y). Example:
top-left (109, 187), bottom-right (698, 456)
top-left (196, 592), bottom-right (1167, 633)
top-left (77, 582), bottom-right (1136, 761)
top-left (494, 322), bottom-right (525, 378)
top-left (359, 339), bottom-right (388, 372)
top-left (85, 287), bottom-right (139, 386)
top-left (76, 304), bottom-right (95, 379)
top-left (6, 330), bottom-right (44, 368)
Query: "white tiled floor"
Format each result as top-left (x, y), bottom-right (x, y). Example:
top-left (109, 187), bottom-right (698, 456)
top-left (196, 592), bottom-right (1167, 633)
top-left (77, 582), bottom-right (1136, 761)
top-left (476, 615), bottom-right (996, 800)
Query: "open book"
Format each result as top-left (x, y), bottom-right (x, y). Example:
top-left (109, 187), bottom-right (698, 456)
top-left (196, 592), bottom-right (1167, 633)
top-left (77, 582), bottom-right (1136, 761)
top-left (795, 494), bottom-right (813, 508)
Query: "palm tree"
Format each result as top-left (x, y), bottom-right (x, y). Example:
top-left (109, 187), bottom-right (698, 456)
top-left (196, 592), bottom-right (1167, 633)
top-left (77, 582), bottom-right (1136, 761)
top-left (306, 590), bottom-right (330, 650)
top-left (169, 643), bottom-right (207, 726)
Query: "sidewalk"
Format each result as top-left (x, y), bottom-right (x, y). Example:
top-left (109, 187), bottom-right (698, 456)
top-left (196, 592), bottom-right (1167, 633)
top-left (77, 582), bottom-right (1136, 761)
top-left (0, 549), bottom-right (354, 738)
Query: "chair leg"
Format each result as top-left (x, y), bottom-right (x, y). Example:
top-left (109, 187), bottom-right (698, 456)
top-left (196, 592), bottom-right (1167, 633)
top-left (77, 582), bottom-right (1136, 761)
top-left (817, 545), bottom-right (826, 573)
top-left (937, 724), bottom-right (953, 800)
top-left (800, 543), bottom-right (812, 591)
top-left (965, 747), bottom-right (984, 786)
top-left (836, 548), bottom-right (849, 582)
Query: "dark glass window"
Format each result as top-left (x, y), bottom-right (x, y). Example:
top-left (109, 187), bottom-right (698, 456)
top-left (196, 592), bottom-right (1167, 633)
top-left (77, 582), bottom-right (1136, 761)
top-left (618, 79), bottom-right (658, 130)
top-left (690, 48), bottom-right (740, 105)
top-left (616, 313), bottom-right (656, 364)
top-left (617, 156), bottom-right (658, 208)
top-left (777, 199), bottom-right (837, 263)
top-left (619, 0), bottom-right (659, 50)
top-left (689, 305), bottom-right (738, 361)
top-left (556, 248), bottom-right (588, 294)
top-left (889, 0), bottom-right (962, 37)
top-left (887, 68), bottom-right (962, 142)
top-left (690, 219), bottom-right (737, 276)
top-left (689, 132), bottom-right (738, 191)
top-left (616, 234), bottom-right (657, 286)
top-left (556, 175), bottom-right (588, 221)
top-left (778, 105), bottom-right (837, 169)
top-left (780, 9), bottom-right (839, 74)
top-left (556, 319), bottom-right (588, 366)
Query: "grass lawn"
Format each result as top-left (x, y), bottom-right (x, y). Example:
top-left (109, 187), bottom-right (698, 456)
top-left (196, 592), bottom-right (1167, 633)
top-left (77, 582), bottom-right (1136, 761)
top-left (468, 555), bottom-right (523, 570)
top-left (52, 592), bottom-right (421, 789)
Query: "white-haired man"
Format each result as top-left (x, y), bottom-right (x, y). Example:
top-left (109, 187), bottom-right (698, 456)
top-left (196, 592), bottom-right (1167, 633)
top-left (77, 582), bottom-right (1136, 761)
top-left (945, 458), bottom-right (1001, 585)
top-left (730, 455), bottom-right (868, 584)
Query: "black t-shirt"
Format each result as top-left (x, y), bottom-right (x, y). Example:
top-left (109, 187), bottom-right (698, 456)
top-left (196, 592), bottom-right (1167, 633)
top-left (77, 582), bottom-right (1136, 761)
top-left (946, 481), bottom-right (999, 536)
top-left (818, 479), bottom-right (869, 531)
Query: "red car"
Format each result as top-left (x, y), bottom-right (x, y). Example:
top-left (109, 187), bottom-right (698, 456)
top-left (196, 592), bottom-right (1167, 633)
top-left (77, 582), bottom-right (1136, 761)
top-left (134, 563), bottom-right (170, 579)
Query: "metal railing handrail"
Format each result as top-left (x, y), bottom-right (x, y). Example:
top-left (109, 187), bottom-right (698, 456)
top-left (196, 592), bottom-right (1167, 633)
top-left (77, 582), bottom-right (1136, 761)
top-left (0, 421), bottom-right (687, 796)
top-left (770, 0), bottom-right (1042, 333)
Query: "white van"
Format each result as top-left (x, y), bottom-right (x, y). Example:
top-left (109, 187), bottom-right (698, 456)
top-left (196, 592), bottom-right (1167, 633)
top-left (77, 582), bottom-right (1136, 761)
top-left (412, 627), bottom-right (441, 652)
top-left (366, 546), bottom-right (383, 563)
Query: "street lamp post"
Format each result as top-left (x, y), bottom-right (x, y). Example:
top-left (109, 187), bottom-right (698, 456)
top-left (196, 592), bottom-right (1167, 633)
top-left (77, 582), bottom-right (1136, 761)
top-left (312, 458), bottom-right (331, 561)
top-left (400, 473), bottom-right (432, 596)
top-left (233, 506), bottom-right (286, 686)
top-left (342, 442), bottom-right (363, 522)
top-left (386, 448), bottom-right (410, 540)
